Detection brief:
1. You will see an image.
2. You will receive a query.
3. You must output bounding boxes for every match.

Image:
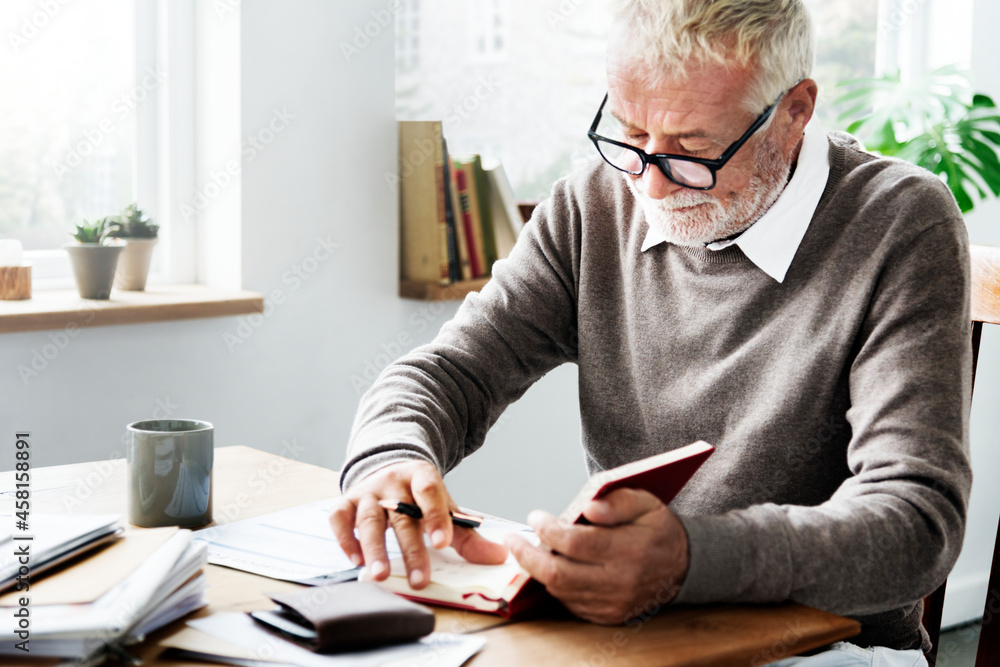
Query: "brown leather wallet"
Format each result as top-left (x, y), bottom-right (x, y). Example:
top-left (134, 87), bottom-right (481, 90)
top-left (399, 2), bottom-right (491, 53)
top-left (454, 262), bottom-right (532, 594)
top-left (258, 582), bottom-right (436, 653)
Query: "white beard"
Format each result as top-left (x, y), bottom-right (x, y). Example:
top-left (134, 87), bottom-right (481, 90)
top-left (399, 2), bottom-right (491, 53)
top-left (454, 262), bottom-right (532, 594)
top-left (626, 137), bottom-right (792, 247)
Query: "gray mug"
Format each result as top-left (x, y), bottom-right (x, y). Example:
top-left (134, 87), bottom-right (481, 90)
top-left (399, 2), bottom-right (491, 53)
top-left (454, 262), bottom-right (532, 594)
top-left (126, 419), bottom-right (214, 528)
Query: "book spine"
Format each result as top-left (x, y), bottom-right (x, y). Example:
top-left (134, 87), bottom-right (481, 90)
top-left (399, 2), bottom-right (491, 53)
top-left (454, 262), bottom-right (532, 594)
top-left (471, 155), bottom-right (497, 274)
top-left (441, 138), bottom-right (460, 284)
top-left (455, 168), bottom-right (484, 277)
top-left (398, 121), bottom-right (446, 284)
top-left (485, 164), bottom-right (517, 261)
top-left (450, 167), bottom-right (473, 281)
top-left (458, 160), bottom-right (488, 278)
top-left (432, 124), bottom-right (450, 286)
top-left (490, 162), bottom-right (525, 237)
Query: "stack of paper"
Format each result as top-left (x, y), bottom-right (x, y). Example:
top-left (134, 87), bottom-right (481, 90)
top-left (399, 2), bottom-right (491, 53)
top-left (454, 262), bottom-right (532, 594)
top-left (0, 519), bottom-right (207, 665)
top-left (0, 513), bottom-right (122, 590)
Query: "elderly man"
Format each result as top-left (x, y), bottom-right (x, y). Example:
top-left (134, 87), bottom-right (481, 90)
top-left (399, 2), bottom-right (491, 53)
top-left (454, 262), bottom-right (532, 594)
top-left (332, 1), bottom-right (972, 664)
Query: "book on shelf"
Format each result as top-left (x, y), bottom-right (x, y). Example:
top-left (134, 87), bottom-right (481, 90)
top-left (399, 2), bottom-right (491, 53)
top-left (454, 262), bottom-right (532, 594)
top-left (484, 161), bottom-right (523, 262)
top-left (397, 120), bottom-right (525, 288)
top-left (441, 139), bottom-right (462, 284)
top-left (447, 157), bottom-right (473, 281)
top-left (454, 154), bottom-right (499, 275)
top-left (0, 518), bottom-right (208, 665)
top-left (366, 441), bottom-right (714, 618)
top-left (454, 160), bottom-right (489, 278)
top-left (399, 120), bottom-right (450, 286)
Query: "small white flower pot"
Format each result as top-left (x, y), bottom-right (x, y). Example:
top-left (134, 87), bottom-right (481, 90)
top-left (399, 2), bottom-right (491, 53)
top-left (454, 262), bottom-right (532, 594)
top-left (114, 237), bottom-right (157, 291)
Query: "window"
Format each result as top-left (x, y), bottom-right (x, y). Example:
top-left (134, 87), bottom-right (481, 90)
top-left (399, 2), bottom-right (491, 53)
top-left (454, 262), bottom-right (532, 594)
top-left (1, 1), bottom-right (138, 281)
top-left (469, 0), bottom-right (507, 62)
top-left (396, 0), bottom-right (420, 71)
top-left (801, 0), bottom-right (878, 130)
top-left (395, 0), bottom-right (915, 201)
top-left (0, 1), bottom-right (193, 286)
top-left (875, 0), bottom-right (974, 78)
top-left (397, 0), bottom-right (608, 200)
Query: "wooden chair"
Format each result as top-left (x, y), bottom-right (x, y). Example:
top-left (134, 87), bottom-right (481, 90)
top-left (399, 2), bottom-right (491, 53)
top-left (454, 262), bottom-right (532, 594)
top-left (922, 244), bottom-right (1000, 667)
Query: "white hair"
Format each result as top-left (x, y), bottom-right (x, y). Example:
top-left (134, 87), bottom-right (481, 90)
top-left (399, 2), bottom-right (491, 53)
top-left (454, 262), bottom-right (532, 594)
top-left (610, 0), bottom-right (815, 114)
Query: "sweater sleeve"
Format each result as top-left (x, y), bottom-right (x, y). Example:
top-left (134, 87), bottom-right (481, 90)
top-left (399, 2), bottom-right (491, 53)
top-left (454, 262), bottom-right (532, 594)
top-left (339, 182), bottom-right (582, 492)
top-left (674, 214), bottom-right (973, 618)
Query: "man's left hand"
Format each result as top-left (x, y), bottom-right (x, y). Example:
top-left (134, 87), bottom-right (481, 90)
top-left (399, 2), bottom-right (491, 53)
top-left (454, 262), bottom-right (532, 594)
top-left (504, 488), bottom-right (689, 625)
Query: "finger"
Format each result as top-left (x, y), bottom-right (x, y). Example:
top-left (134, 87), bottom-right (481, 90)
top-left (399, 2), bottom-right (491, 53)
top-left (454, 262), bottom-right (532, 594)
top-left (506, 536), bottom-right (637, 626)
top-left (386, 506), bottom-right (431, 589)
top-left (452, 527), bottom-right (509, 564)
top-left (504, 533), bottom-right (559, 585)
top-left (505, 534), bottom-right (608, 598)
top-left (582, 488), bottom-right (663, 526)
top-left (329, 496), bottom-right (363, 566)
top-left (355, 494), bottom-right (391, 580)
top-left (409, 464), bottom-right (453, 549)
top-left (527, 509), bottom-right (614, 564)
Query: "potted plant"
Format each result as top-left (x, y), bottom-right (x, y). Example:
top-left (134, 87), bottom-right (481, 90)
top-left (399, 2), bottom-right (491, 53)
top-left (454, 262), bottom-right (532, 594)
top-left (106, 203), bottom-right (159, 291)
top-left (835, 64), bottom-right (1000, 213)
top-left (64, 217), bottom-right (125, 300)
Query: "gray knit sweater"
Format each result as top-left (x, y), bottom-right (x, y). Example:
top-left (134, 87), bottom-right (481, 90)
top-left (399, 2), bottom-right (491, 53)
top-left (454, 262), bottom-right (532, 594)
top-left (342, 133), bottom-right (973, 652)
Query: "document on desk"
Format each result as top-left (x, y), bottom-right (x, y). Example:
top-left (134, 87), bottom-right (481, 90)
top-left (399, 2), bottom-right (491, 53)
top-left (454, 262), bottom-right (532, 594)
top-left (161, 611), bottom-right (486, 667)
top-left (0, 513), bottom-right (122, 591)
top-left (193, 499), bottom-right (401, 585)
top-left (0, 529), bottom-right (208, 661)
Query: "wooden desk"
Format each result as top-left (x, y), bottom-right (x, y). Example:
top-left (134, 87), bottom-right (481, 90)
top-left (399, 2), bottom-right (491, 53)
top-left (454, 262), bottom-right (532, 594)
top-left (0, 446), bottom-right (859, 666)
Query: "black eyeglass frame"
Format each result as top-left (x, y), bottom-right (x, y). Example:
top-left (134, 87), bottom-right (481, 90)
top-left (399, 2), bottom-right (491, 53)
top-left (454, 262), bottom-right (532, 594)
top-left (587, 93), bottom-right (782, 190)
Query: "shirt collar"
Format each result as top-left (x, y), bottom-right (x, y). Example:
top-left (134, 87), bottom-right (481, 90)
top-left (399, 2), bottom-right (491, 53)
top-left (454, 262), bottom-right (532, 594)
top-left (640, 120), bottom-right (831, 283)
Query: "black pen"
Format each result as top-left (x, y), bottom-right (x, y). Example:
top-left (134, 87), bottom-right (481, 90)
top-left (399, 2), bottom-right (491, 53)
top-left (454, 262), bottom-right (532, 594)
top-left (378, 500), bottom-right (483, 529)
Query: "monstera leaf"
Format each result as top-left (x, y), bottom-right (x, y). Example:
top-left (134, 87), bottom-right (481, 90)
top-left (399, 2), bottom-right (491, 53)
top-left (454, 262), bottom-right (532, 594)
top-left (835, 65), bottom-right (1000, 213)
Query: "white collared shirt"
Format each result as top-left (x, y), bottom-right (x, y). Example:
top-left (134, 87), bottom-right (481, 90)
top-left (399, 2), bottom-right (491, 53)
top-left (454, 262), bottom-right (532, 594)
top-left (640, 120), bottom-right (831, 283)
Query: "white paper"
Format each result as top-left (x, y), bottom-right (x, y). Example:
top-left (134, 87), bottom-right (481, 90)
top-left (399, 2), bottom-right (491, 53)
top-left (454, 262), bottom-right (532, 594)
top-left (188, 612), bottom-right (486, 667)
top-left (195, 499), bottom-right (400, 585)
top-left (196, 500), bottom-right (536, 590)
top-left (0, 513), bottom-right (122, 586)
top-left (0, 532), bottom-right (207, 660)
top-left (0, 531), bottom-right (193, 640)
top-left (379, 517), bottom-right (537, 597)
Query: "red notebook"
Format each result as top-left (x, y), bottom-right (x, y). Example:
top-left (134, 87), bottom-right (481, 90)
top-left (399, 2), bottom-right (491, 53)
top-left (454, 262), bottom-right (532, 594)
top-left (367, 441), bottom-right (714, 617)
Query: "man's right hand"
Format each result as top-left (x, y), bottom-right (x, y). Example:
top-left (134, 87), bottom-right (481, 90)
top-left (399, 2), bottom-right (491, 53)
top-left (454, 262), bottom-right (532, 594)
top-left (329, 460), bottom-right (509, 590)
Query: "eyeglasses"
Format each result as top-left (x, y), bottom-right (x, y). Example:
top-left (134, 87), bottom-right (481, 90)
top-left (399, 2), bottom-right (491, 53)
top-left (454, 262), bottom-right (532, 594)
top-left (587, 93), bottom-right (782, 190)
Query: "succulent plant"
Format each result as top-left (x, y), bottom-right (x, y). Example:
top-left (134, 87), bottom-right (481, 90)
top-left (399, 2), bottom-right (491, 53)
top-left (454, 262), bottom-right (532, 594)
top-left (105, 203), bottom-right (158, 239)
top-left (71, 217), bottom-right (117, 244)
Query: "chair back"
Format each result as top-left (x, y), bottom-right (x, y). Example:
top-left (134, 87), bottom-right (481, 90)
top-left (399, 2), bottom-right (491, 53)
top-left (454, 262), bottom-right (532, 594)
top-left (923, 244), bottom-right (1000, 666)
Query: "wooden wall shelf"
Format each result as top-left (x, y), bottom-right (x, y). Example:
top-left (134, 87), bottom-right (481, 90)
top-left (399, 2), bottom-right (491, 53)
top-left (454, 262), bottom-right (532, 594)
top-left (399, 200), bottom-right (539, 302)
top-left (400, 278), bottom-right (490, 301)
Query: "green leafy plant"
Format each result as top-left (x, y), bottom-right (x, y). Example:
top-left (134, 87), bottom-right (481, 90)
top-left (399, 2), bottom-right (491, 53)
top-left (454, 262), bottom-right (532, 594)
top-left (835, 64), bottom-right (1000, 213)
top-left (71, 217), bottom-right (117, 244)
top-left (105, 203), bottom-right (158, 239)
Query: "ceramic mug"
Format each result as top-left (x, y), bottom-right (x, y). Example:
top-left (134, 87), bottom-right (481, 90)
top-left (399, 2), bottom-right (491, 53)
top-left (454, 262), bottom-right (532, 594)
top-left (126, 419), bottom-right (214, 528)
